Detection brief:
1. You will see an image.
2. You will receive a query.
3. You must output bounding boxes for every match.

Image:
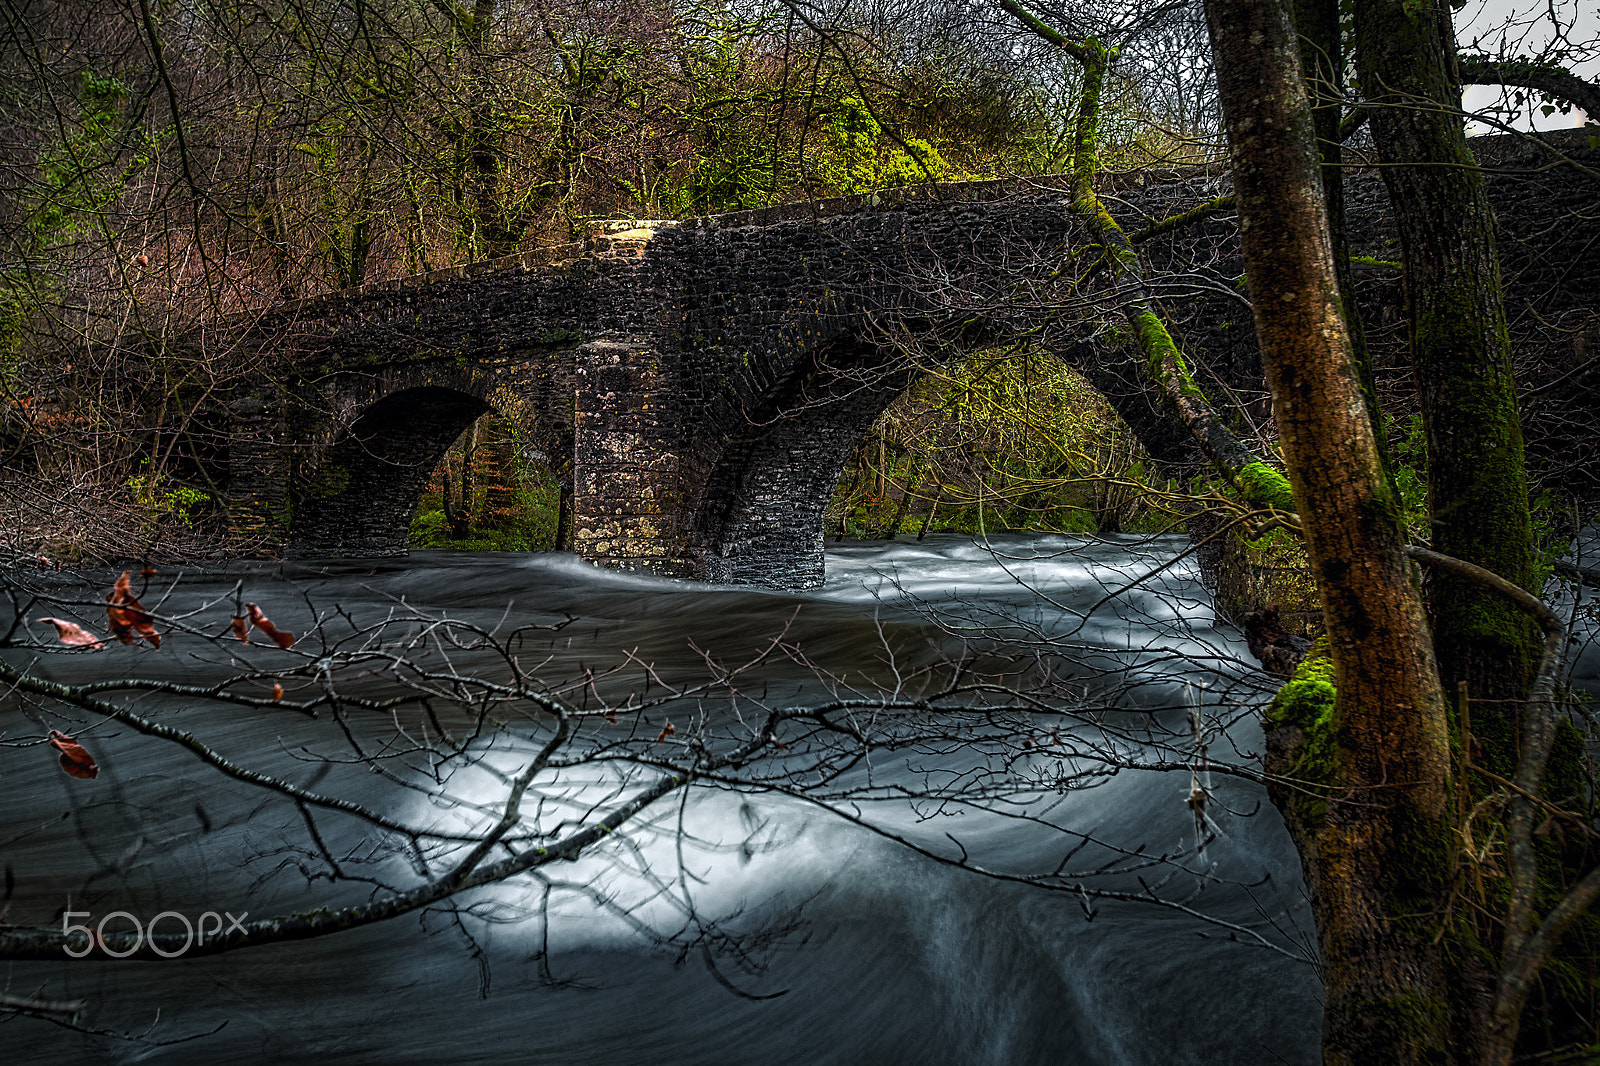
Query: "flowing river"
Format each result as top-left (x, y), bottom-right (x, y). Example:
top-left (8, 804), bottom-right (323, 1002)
top-left (4, 534), bottom-right (1338, 1064)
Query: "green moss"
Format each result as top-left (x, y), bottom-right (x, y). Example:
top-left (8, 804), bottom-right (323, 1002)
top-left (1411, 276), bottom-right (1539, 698)
top-left (1345, 990), bottom-right (1451, 1057)
top-left (1127, 195), bottom-right (1238, 244)
top-left (1235, 460), bottom-right (1298, 513)
top-left (1268, 637), bottom-right (1336, 731)
top-left (1133, 309), bottom-right (1179, 375)
top-left (1211, 515), bottom-right (1319, 627)
top-left (1243, 524), bottom-right (1299, 553)
top-left (1102, 323), bottom-right (1135, 347)
top-left (1268, 637), bottom-right (1338, 820)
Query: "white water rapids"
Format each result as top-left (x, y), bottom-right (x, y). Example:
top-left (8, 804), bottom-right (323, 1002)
top-left (1, 533), bottom-right (1412, 1064)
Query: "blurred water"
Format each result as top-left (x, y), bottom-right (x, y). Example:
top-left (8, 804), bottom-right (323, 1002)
top-left (1, 535), bottom-right (1321, 1065)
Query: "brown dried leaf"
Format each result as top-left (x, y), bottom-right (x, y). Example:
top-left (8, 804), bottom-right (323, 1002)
top-left (106, 571), bottom-right (160, 648)
top-left (47, 730), bottom-right (99, 780)
top-left (246, 604), bottom-right (294, 649)
top-left (36, 617), bottom-right (104, 650)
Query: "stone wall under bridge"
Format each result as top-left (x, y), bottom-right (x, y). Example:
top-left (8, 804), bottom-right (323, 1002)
top-left (200, 136), bottom-right (1600, 588)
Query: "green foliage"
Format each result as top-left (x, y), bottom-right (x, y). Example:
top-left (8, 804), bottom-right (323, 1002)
top-left (1528, 488), bottom-right (1571, 584)
top-left (829, 352), bottom-right (1175, 539)
top-left (408, 505), bottom-right (557, 551)
top-left (409, 416), bottom-right (561, 550)
top-left (1391, 413), bottom-right (1431, 543)
top-left (1390, 411), bottom-right (1565, 582)
top-left (3, 67), bottom-right (154, 368)
top-left (818, 96), bottom-right (954, 194)
top-left (28, 71), bottom-right (136, 244)
top-left (126, 463), bottom-right (213, 531)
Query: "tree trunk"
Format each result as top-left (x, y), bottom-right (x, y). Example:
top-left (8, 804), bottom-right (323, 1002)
top-left (1292, 0), bottom-right (1389, 469)
top-left (554, 481), bottom-right (572, 551)
top-left (442, 470), bottom-right (469, 539)
top-left (1355, 0), bottom-right (1539, 708)
top-left (917, 485), bottom-right (942, 540)
top-left (1203, 1), bottom-right (1457, 1063)
top-left (445, 422), bottom-right (478, 538)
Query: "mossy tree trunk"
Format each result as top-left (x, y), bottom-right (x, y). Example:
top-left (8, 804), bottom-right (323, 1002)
top-left (1353, 4), bottom-right (1570, 1042)
top-left (1364, 6), bottom-right (1600, 1055)
top-left (1203, 0), bottom-right (1459, 1062)
top-left (1354, 0), bottom-right (1540, 708)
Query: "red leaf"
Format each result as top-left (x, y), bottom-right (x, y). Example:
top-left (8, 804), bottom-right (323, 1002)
top-left (246, 604), bottom-right (294, 649)
top-left (654, 721), bottom-right (675, 743)
top-left (47, 730), bottom-right (99, 780)
top-left (230, 615), bottom-right (250, 643)
top-left (36, 617), bottom-right (104, 650)
top-left (106, 571), bottom-right (160, 648)
top-left (271, 682), bottom-right (284, 702)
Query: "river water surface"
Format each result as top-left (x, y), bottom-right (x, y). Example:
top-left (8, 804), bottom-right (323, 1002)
top-left (4, 535), bottom-right (1327, 1064)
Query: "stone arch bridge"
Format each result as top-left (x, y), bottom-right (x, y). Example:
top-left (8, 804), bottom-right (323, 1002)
top-left (204, 141), bottom-right (1600, 588)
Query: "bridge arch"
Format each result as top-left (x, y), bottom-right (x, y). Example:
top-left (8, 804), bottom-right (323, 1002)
top-left (690, 335), bottom-right (918, 587)
top-left (688, 335), bottom-right (1187, 589)
top-left (292, 386), bottom-right (494, 555)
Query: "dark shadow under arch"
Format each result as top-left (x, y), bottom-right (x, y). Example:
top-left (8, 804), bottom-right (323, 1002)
top-left (691, 336), bottom-right (916, 587)
top-left (292, 386), bottom-right (494, 556)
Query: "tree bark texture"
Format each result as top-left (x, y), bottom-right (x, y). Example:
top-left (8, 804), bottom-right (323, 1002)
top-left (1291, 0), bottom-right (1388, 469)
top-left (1355, 0), bottom-right (1540, 708)
top-left (1203, 0), bottom-right (1458, 1061)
